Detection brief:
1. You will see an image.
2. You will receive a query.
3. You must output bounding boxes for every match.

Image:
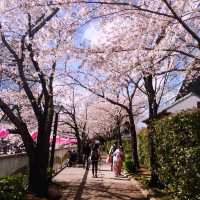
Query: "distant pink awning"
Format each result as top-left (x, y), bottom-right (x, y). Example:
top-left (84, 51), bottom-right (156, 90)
top-left (0, 129), bottom-right (9, 138)
top-left (65, 137), bottom-right (77, 145)
top-left (54, 136), bottom-right (77, 145)
top-left (30, 131), bottom-right (77, 145)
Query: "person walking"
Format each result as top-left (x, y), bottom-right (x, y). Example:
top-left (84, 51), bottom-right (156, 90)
top-left (112, 146), bottom-right (124, 177)
top-left (108, 142), bottom-right (117, 171)
top-left (83, 142), bottom-right (91, 169)
top-left (90, 144), bottom-right (100, 178)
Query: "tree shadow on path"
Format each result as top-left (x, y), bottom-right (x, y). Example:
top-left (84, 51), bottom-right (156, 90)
top-left (80, 180), bottom-right (147, 200)
top-left (54, 164), bottom-right (147, 200)
top-left (98, 169), bottom-right (111, 172)
top-left (74, 167), bottom-right (89, 200)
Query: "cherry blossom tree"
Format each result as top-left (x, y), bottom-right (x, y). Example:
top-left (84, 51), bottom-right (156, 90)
top-left (0, 1), bottom-right (92, 196)
top-left (68, 64), bottom-right (145, 168)
top-left (0, 8), bottom-right (59, 196)
top-left (86, 99), bottom-right (125, 143)
top-left (82, 0), bottom-right (200, 70)
top-left (44, 0), bottom-right (200, 187)
top-left (75, 1), bottom-right (190, 185)
top-left (1, 0), bottom-right (199, 195)
top-left (59, 89), bottom-right (88, 162)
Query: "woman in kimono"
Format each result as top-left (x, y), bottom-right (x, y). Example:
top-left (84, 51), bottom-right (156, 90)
top-left (112, 146), bottom-right (124, 177)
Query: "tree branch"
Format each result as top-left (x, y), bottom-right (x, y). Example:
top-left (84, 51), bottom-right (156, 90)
top-left (162, 0), bottom-right (200, 46)
top-left (68, 74), bottom-right (129, 112)
top-left (0, 98), bottom-right (22, 128)
top-left (30, 8), bottom-right (59, 38)
top-left (1, 34), bottom-right (41, 120)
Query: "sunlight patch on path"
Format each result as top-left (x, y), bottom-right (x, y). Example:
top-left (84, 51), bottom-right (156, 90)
top-left (53, 161), bottom-right (146, 200)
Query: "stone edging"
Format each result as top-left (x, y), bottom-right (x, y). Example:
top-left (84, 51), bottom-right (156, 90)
top-left (123, 171), bottom-right (158, 200)
top-left (129, 177), bottom-right (158, 200)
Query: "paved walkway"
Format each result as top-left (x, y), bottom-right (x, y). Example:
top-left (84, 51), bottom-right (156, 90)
top-left (53, 160), bottom-right (146, 200)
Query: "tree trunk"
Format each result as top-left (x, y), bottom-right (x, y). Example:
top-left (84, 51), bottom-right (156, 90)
top-left (144, 75), bottom-right (160, 187)
top-left (49, 112), bottom-right (58, 182)
top-left (31, 110), bottom-right (53, 196)
top-left (15, 123), bottom-right (49, 196)
top-left (77, 137), bottom-right (83, 163)
top-left (75, 128), bottom-right (83, 163)
top-left (28, 149), bottom-right (49, 197)
top-left (148, 123), bottom-right (160, 187)
top-left (129, 113), bottom-right (140, 169)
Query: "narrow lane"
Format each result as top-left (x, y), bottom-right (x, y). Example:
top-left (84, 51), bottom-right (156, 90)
top-left (53, 160), bottom-right (146, 200)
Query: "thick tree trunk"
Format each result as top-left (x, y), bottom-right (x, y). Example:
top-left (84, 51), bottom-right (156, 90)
top-left (30, 109), bottom-right (53, 196)
top-left (15, 123), bottom-right (49, 196)
top-left (129, 113), bottom-right (140, 169)
top-left (28, 149), bottom-right (49, 197)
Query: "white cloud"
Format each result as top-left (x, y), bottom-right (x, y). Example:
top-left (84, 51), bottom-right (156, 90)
top-left (83, 17), bottom-right (134, 48)
top-left (83, 23), bottom-right (108, 47)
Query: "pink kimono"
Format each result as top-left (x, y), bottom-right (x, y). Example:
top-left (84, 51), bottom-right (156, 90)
top-left (112, 149), bottom-right (124, 176)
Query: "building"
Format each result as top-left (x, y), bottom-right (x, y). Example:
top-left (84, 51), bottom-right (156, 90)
top-left (159, 92), bottom-right (200, 115)
top-left (143, 71), bottom-right (200, 124)
top-left (161, 70), bottom-right (200, 115)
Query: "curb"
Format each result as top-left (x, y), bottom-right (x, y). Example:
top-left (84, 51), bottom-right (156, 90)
top-left (130, 177), bottom-right (157, 200)
top-left (124, 172), bottom-right (158, 200)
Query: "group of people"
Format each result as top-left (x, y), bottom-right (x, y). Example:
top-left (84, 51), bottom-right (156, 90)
top-left (71, 141), bottom-right (124, 179)
top-left (83, 142), bottom-right (100, 178)
top-left (108, 142), bottom-right (124, 177)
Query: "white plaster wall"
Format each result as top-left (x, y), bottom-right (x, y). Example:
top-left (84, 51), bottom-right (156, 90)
top-left (53, 148), bottom-right (69, 172)
top-left (0, 148), bottom-right (69, 177)
top-left (168, 94), bottom-right (200, 113)
top-left (0, 153), bottom-right (28, 177)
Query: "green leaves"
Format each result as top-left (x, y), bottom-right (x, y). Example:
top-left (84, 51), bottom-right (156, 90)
top-left (154, 110), bottom-right (200, 200)
top-left (137, 129), bottom-right (150, 169)
top-left (137, 110), bottom-right (200, 199)
top-left (0, 174), bottom-right (27, 200)
top-left (124, 157), bottom-right (137, 174)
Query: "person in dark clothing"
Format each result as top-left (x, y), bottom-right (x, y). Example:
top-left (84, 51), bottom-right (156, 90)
top-left (83, 142), bottom-right (91, 169)
top-left (91, 144), bottom-right (100, 178)
top-left (68, 150), bottom-right (77, 167)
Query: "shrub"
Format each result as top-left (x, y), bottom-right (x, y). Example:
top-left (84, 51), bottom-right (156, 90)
top-left (122, 139), bottom-right (131, 155)
top-left (154, 109), bottom-right (200, 200)
top-left (102, 140), bottom-right (115, 154)
top-left (125, 153), bottom-right (131, 161)
top-left (137, 128), bottom-right (150, 169)
top-left (0, 174), bottom-right (27, 200)
top-left (124, 159), bottom-right (137, 174)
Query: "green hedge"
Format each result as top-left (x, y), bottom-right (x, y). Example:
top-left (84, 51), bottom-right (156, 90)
top-left (122, 139), bottom-right (131, 155)
top-left (0, 174), bottom-right (27, 200)
top-left (154, 109), bottom-right (200, 200)
top-left (124, 159), bottom-right (136, 174)
top-left (122, 139), bottom-right (138, 173)
top-left (102, 140), bottom-right (115, 154)
top-left (137, 129), bottom-right (150, 169)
